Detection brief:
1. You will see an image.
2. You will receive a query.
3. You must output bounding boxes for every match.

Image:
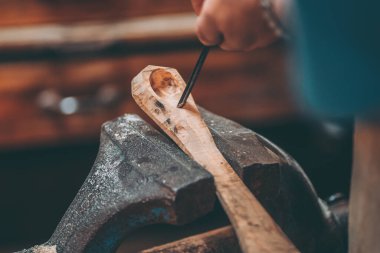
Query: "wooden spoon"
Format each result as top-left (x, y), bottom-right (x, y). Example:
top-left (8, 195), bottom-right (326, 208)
top-left (132, 65), bottom-right (299, 253)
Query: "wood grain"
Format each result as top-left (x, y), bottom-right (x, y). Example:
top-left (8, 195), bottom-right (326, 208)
top-left (131, 66), bottom-right (299, 253)
top-left (0, 0), bottom-right (192, 27)
top-left (0, 46), bottom-right (295, 149)
top-left (140, 226), bottom-right (240, 253)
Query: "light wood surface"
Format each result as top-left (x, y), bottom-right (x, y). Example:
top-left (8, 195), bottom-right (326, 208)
top-left (131, 66), bottom-right (299, 253)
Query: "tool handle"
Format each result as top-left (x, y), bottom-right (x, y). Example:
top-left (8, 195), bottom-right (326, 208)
top-left (207, 151), bottom-right (298, 253)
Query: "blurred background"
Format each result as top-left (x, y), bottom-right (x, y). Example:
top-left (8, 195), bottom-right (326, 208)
top-left (0, 0), bottom-right (352, 252)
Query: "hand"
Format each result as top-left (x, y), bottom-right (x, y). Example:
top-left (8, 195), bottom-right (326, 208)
top-left (191, 0), bottom-right (284, 51)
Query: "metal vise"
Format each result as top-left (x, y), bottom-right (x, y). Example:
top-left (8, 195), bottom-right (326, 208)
top-left (18, 108), bottom-right (347, 253)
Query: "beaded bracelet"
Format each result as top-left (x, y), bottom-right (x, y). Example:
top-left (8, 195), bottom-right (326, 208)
top-left (260, 0), bottom-right (289, 39)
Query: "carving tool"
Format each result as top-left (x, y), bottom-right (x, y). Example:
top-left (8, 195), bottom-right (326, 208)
top-left (177, 46), bottom-right (209, 108)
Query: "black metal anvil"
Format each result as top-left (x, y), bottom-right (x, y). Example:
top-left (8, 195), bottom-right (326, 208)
top-left (18, 109), bottom-right (347, 253)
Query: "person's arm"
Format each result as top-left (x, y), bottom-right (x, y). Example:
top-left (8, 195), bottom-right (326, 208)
top-left (191, 0), bottom-right (289, 51)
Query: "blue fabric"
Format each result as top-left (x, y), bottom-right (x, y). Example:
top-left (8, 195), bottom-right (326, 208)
top-left (293, 0), bottom-right (380, 117)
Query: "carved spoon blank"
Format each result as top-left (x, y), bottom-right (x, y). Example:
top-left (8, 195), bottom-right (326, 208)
top-left (131, 65), bottom-right (299, 253)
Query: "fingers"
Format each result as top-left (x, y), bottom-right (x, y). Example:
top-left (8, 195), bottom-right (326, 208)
top-left (191, 0), bottom-right (205, 16)
top-left (195, 0), bottom-right (254, 49)
top-left (193, 0), bottom-right (223, 46)
top-left (194, 0), bottom-right (279, 51)
top-left (219, 24), bottom-right (257, 51)
top-left (196, 12), bottom-right (223, 46)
